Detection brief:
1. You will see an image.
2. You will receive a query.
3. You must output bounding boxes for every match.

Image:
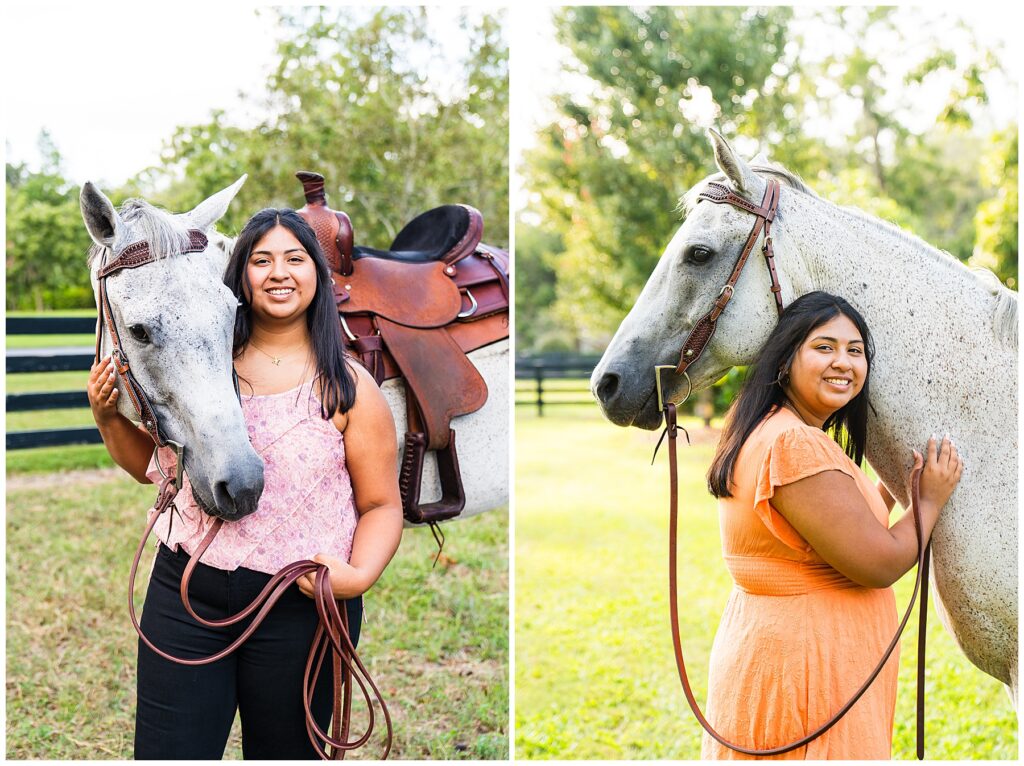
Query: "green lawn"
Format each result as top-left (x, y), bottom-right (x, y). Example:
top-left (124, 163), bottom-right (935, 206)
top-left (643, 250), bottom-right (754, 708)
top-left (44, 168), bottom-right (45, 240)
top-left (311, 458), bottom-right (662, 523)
top-left (6, 371), bottom-right (90, 394)
top-left (7, 309), bottom-right (97, 317)
top-left (6, 334), bottom-right (94, 348)
top-left (515, 408), bottom-right (1017, 760)
top-left (6, 471), bottom-right (508, 759)
top-left (7, 408), bottom-right (96, 432)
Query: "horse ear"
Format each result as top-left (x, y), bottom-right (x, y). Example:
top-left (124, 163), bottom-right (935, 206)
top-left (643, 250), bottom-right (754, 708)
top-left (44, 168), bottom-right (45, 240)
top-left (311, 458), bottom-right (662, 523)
top-left (80, 182), bottom-right (122, 248)
top-left (707, 128), bottom-right (760, 196)
top-left (185, 174), bottom-right (248, 232)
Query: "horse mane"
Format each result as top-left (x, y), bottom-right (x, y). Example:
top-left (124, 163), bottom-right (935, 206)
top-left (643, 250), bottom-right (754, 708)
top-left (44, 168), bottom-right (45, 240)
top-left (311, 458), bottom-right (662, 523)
top-left (87, 199), bottom-right (195, 267)
top-left (680, 162), bottom-right (1018, 350)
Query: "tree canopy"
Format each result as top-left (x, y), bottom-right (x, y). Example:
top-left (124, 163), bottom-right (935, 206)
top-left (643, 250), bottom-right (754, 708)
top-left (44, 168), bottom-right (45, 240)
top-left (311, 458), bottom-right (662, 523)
top-left (517, 6), bottom-right (1017, 351)
top-left (7, 8), bottom-right (508, 310)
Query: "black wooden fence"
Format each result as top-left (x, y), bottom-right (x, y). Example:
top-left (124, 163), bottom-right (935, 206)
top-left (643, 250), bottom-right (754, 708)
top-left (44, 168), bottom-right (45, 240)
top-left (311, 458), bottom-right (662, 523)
top-left (7, 316), bottom-right (100, 449)
top-left (515, 352), bottom-right (719, 424)
top-left (514, 354), bottom-right (601, 416)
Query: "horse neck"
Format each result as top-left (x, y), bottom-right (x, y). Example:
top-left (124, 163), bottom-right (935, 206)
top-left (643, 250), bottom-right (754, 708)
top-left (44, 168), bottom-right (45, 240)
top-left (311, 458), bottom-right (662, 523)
top-left (775, 189), bottom-right (1006, 351)
top-left (772, 188), bottom-right (1016, 499)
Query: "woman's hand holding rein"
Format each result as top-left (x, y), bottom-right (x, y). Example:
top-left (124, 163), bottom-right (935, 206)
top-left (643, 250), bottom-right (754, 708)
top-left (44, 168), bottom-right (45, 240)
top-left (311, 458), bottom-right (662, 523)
top-left (87, 355), bottom-right (154, 483)
top-left (296, 553), bottom-right (372, 600)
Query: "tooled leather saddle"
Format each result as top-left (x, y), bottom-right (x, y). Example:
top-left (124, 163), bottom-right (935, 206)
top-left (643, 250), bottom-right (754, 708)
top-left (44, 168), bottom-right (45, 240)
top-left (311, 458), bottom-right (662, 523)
top-left (295, 171), bottom-right (509, 527)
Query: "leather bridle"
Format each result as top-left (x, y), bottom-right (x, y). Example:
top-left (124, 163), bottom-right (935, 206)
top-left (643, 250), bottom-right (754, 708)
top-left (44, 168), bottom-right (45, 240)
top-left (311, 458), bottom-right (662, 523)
top-left (654, 179), bottom-right (931, 758)
top-left (95, 230), bottom-right (211, 475)
top-left (96, 234), bottom-right (392, 759)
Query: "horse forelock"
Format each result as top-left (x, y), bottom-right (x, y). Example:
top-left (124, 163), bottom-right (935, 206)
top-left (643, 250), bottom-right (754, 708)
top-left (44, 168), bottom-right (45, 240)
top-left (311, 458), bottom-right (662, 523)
top-left (87, 199), bottom-right (194, 267)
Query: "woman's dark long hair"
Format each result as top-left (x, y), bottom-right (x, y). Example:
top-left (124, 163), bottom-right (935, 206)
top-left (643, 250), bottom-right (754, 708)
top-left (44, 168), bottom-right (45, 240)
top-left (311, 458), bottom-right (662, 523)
top-left (707, 291), bottom-right (874, 498)
top-left (225, 208), bottom-right (356, 418)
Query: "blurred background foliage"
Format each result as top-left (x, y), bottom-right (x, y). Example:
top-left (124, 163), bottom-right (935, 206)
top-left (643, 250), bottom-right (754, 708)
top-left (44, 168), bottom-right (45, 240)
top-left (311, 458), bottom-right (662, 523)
top-left (6, 7), bottom-right (508, 311)
top-left (517, 6), bottom-right (1018, 355)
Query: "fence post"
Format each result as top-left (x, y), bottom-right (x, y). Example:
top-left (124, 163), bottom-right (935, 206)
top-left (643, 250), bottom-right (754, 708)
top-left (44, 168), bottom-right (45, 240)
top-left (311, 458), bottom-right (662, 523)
top-left (534, 366), bottom-right (544, 417)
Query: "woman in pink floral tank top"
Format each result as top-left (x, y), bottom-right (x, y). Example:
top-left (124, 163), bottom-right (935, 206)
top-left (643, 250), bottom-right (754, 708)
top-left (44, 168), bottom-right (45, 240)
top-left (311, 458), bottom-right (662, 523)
top-left (87, 208), bottom-right (403, 759)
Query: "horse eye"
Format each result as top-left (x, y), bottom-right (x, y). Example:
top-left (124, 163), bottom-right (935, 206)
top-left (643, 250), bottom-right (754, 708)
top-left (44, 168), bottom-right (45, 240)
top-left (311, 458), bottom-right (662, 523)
top-left (129, 324), bottom-right (151, 344)
top-left (686, 245), bottom-right (713, 264)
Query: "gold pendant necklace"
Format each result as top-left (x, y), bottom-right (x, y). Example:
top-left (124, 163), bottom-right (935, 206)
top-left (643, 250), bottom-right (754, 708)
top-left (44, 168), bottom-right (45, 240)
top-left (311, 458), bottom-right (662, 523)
top-left (249, 340), bottom-right (302, 367)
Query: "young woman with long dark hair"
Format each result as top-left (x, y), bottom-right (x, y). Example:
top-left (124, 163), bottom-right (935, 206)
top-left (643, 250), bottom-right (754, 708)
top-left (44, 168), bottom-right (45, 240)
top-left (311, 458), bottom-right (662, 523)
top-left (87, 208), bottom-right (402, 759)
top-left (702, 291), bottom-right (962, 759)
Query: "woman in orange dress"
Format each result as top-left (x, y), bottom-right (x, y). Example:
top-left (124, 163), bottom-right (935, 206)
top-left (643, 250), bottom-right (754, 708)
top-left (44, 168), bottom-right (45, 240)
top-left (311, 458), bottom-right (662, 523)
top-left (703, 291), bottom-right (962, 759)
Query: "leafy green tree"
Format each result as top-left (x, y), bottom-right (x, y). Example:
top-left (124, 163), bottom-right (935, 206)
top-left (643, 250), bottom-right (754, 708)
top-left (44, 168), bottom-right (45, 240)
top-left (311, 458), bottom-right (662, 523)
top-left (799, 7), bottom-right (998, 263)
top-left (6, 133), bottom-right (94, 310)
top-left (514, 217), bottom-right (562, 351)
top-left (8, 10), bottom-right (508, 311)
top-left (519, 6), bottom-right (1014, 354)
top-left (521, 7), bottom-right (794, 348)
top-left (971, 126), bottom-right (1018, 287)
top-left (144, 7), bottom-right (508, 247)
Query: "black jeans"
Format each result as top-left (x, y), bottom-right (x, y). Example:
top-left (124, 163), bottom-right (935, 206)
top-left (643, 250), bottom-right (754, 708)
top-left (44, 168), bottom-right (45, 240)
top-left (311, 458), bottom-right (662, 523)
top-left (134, 543), bottom-right (362, 760)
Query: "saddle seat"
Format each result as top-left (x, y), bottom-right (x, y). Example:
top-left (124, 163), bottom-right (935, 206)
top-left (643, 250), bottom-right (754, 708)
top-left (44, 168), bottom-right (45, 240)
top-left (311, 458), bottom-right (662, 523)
top-left (353, 205), bottom-right (484, 265)
top-left (295, 171), bottom-right (509, 527)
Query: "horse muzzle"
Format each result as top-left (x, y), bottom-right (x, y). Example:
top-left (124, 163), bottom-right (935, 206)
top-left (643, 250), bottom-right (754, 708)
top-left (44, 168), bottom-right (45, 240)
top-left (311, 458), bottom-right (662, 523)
top-left (188, 449), bottom-right (265, 520)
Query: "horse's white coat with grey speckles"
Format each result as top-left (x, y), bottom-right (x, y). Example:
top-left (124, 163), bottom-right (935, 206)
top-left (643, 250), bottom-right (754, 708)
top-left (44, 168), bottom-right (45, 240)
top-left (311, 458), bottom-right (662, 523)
top-left (84, 178), bottom-right (264, 518)
top-left (592, 131), bottom-right (1017, 699)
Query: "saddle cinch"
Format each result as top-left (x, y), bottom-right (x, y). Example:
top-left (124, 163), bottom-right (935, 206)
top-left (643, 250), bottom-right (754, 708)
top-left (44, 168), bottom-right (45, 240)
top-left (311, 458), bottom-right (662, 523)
top-left (295, 171), bottom-right (509, 526)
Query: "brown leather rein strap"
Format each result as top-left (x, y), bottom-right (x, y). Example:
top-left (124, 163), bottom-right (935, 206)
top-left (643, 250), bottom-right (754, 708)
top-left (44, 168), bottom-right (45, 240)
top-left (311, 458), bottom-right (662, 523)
top-left (129, 478), bottom-right (393, 759)
top-left (99, 234), bottom-right (392, 758)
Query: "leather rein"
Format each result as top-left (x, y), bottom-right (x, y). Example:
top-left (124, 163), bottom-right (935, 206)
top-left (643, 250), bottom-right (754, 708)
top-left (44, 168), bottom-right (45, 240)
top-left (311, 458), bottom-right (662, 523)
top-left (96, 233), bottom-right (391, 759)
top-left (655, 179), bottom-right (930, 758)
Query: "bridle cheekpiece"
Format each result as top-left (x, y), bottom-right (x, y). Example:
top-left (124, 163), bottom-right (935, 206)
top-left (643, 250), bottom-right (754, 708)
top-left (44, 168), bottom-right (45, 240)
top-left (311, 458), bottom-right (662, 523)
top-left (654, 177), bottom-right (782, 413)
top-left (94, 228), bottom-right (209, 474)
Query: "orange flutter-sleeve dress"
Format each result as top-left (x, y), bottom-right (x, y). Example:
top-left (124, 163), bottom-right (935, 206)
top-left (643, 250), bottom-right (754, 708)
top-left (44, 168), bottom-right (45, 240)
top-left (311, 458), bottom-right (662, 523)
top-left (702, 407), bottom-right (899, 760)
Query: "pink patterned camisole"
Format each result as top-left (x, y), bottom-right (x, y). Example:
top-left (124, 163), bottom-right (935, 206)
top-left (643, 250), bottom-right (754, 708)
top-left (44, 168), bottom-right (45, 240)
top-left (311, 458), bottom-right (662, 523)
top-left (145, 377), bottom-right (358, 575)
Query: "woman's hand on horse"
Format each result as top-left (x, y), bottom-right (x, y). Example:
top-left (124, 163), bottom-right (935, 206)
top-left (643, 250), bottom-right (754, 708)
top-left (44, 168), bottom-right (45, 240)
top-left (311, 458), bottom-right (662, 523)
top-left (913, 434), bottom-right (963, 513)
top-left (88, 355), bottom-right (121, 425)
top-left (296, 553), bottom-right (371, 600)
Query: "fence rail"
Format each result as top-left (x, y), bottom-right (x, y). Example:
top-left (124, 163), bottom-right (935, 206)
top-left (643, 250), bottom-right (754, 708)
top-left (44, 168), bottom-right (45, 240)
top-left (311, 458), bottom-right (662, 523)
top-left (7, 316), bottom-right (99, 450)
top-left (515, 354), bottom-right (601, 416)
top-left (7, 316), bottom-right (96, 335)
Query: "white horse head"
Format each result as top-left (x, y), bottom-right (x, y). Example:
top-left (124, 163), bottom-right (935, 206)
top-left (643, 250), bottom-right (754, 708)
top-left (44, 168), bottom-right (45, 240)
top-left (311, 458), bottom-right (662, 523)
top-left (592, 129), bottom-right (1018, 698)
top-left (81, 178), bottom-right (265, 520)
top-left (592, 130), bottom-right (795, 430)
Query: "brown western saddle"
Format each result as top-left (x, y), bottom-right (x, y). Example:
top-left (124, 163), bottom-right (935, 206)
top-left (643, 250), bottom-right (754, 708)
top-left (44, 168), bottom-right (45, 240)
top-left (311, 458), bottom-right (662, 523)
top-left (295, 172), bottom-right (509, 527)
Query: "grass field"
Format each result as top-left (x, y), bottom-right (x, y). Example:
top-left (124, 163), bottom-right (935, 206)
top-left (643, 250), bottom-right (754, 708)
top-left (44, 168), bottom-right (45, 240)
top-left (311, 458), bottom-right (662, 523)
top-left (6, 469), bottom-right (508, 759)
top-left (515, 407), bottom-right (1017, 760)
top-left (6, 334), bottom-right (94, 348)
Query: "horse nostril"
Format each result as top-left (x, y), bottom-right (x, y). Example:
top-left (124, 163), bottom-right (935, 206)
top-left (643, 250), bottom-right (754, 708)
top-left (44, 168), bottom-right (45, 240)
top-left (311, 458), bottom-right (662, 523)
top-left (212, 479), bottom-right (261, 519)
top-left (212, 481), bottom-right (233, 514)
top-left (596, 371), bottom-right (620, 405)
